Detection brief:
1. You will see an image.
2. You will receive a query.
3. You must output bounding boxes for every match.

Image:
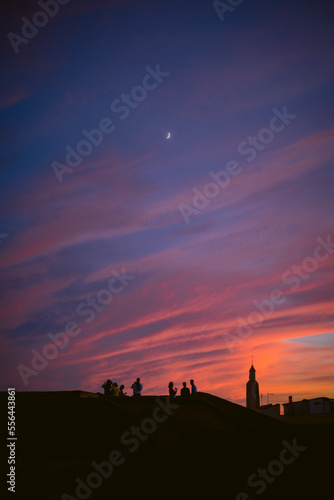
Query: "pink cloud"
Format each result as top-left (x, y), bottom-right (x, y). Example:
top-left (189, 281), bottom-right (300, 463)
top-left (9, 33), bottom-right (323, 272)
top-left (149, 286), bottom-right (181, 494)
top-left (0, 86), bottom-right (29, 110)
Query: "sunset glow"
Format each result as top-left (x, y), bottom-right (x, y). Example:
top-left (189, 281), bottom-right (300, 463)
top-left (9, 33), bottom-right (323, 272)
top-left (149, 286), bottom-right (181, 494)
top-left (1, 0), bottom-right (333, 407)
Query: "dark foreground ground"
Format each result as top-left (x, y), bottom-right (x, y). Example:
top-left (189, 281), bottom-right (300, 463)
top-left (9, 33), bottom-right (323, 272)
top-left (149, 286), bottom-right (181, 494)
top-left (1, 391), bottom-right (333, 499)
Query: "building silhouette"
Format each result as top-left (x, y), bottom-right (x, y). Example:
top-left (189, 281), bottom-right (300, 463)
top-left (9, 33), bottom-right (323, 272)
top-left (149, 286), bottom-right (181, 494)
top-left (246, 364), bottom-right (260, 411)
top-left (259, 402), bottom-right (281, 419)
top-left (283, 396), bottom-right (334, 416)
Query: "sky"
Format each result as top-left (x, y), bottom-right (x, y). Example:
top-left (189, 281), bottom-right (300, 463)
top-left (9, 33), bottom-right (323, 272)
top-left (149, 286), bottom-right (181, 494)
top-left (0, 0), bottom-right (333, 406)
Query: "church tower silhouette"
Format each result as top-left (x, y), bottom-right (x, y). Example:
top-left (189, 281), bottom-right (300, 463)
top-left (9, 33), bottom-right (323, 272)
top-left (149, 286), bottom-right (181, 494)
top-left (246, 364), bottom-right (260, 410)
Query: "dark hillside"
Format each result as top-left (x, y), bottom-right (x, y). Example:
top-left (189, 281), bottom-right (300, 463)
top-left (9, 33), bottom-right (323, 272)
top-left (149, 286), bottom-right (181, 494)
top-left (1, 391), bottom-right (332, 499)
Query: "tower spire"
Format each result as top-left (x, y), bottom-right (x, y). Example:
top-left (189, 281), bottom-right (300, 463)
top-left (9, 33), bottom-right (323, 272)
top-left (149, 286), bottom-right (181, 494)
top-left (246, 362), bottom-right (260, 411)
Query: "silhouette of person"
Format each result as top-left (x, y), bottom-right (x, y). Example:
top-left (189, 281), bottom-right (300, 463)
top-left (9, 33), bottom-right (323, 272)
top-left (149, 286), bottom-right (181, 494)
top-left (168, 381), bottom-right (177, 398)
top-left (180, 381), bottom-right (190, 397)
top-left (111, 382), bottom-right (120, 396)
top-left (190, 379), bottom-right (197, 396)
top-left (119, 385), bottom-right (127, 397)
top-left (131, 377), bottom-right (143, 396)
top-left (102, 379), bottom-right (112, 396)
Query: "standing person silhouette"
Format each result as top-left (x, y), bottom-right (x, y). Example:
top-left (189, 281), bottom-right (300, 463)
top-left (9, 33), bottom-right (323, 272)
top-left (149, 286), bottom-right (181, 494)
top-left (131, 377), bottom-right (143, 396)
top-left (102, 379), bottom-right (112, 396)
top-left (111, 382), bottom-right (120, 396)
top-left (180, 381), bottom-right (190, 397)
top-left (119, 385), bottom-right (127, 396)
top-left (190, 379), bottom-right (197, 396)
top-left (168, 381), bottom-right (177, 398)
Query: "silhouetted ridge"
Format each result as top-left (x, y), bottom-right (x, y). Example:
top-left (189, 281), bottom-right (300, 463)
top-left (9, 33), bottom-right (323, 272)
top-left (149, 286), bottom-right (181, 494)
top-left (3, 390), bottom-right (332, 499)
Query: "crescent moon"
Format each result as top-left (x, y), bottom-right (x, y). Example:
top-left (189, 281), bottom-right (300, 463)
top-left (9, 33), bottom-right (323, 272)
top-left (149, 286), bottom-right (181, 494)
top-left (166, 132), bottom-right (171, 140)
